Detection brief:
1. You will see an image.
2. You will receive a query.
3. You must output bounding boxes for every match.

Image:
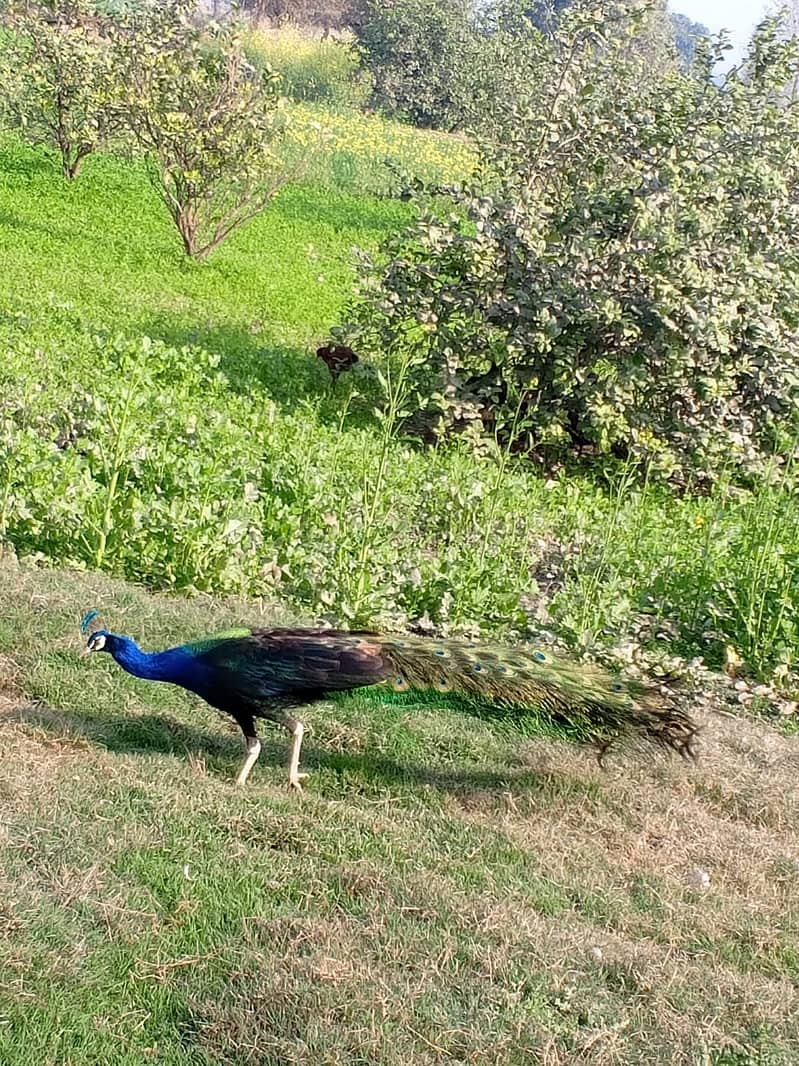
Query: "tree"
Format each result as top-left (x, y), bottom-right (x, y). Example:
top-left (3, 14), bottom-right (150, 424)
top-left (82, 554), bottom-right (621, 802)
top-left (493, 0), bottom-right (574, 36)
top-left (356, 0), bottom-right (480, 130)
top-left (239, 0), bottom-right (361, 34)
top-left (342, 2), bottom-right (799, 486)
top-left (115, 0), bottom-right (294, 259)
top-left (670, 11), bottom-right (709, 67)
top-left (487, 0), bottom-right (707, 69)
top-left (3, 0), bottom-right (117, 179)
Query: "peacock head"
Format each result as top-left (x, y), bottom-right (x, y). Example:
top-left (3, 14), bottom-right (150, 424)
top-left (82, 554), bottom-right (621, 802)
top-left (80, 610), bottom-right (115, 656)
top-left (84, 629), bottom-right (111, 654)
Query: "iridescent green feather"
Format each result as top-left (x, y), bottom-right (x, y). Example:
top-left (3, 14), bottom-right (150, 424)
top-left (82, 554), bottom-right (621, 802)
top-left (182, 628), bottom-right (252, 656)
top-left (369, 634), bottom-right (696, 757)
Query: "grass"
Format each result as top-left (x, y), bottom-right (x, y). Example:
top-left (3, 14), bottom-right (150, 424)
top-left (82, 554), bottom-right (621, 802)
top-left (0, 133), bottom-right (407, 343)
top-left (1, 555), bottom-right (799, 1064)
top-left (1, 132), bottom-right (799, 677)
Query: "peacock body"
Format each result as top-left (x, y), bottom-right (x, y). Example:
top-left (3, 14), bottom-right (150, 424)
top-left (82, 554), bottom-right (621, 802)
top-left (81, 620), bottom-right (698, 789)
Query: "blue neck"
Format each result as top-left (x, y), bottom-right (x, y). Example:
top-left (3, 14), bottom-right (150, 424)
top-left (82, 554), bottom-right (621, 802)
top-left (109, 636), bottom-right (193, 684)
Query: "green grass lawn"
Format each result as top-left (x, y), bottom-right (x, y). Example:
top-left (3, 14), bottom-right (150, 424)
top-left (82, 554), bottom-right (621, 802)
top-left (1, 556), bottom-right (799, 1064)
top-left (0, 135), bottom-right (409, 347)
top-left (2, 135), bottom-right (799, 676)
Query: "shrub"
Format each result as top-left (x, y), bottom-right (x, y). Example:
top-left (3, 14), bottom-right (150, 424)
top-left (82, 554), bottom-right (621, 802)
top-left (342, 3), bottom-right (799, 486)
top-left (2, 0), bottom-right (118, 178)
top-left (356, 0), bottom-right (483, 130)
top-left (115, 0), bottom-right (295, 259)
top-left (0, 29), bottom-right (19, 129)
top-left (0, 322), bottom-right (536, 627)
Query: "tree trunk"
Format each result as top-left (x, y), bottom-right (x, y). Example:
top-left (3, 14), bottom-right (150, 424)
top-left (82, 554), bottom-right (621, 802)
top-left (174, 201), bottom-right (200, 258)
top-left (64, 156), bottom-right (83, 180)
top-left (62, 144), bottom-right (93, 181)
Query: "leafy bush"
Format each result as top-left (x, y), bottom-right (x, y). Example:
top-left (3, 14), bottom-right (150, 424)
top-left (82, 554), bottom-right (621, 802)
top-left (243, 26), bottom-right (371, 110)
top-left (343, 3), bottom-right (799, 485)
top-left (1, 0), bottom-right (118, 178)
top-left (0, 319), bottom-right (537, 629)
top-left (114, 0), bottom-right (295, 259)
top-left (0, 29), bottom-right (18, 129)
top-left (356, 0), bottom-right (484, 130)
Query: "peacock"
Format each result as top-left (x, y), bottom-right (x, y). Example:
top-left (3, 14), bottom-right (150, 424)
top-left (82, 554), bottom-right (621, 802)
top-left (80, 611), bottom-right (698, 789)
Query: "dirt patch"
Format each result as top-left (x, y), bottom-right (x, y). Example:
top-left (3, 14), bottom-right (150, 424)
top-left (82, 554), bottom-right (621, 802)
top-left (0, 700), bottom-right (96, 810)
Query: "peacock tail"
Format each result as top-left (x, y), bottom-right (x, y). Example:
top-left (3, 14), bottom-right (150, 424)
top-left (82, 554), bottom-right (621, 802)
top-left (361, 633), bottom-right (697, 758)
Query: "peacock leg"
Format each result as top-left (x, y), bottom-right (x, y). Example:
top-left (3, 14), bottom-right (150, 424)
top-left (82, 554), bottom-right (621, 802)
top-left (235, 717), bottom-right (261, 787)
top-left (274, 712), bottom-right (308, 791)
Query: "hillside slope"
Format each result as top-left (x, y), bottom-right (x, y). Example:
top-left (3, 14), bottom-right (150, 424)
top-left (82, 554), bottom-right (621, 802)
top-left (1, 554), bottom-right (798, 1064)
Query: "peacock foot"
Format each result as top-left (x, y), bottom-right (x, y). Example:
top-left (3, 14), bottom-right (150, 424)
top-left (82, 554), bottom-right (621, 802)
top-left (288, 772), bottom-right (309, 792)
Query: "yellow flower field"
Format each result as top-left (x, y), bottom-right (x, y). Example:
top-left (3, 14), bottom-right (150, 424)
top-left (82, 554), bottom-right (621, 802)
top-left (287, 101), bottom-right (478, 192)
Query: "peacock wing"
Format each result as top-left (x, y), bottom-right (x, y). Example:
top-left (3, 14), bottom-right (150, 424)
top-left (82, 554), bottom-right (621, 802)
top-left (183, 628), bottom-right (390, 701)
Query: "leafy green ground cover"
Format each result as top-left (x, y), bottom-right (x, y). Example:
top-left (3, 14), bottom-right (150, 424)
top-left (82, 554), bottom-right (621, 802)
top-left (1, 134), bottom-right (799, 676)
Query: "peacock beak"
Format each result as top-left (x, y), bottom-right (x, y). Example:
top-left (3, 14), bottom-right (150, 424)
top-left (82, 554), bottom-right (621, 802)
top-left (80, 646), bottom-right (92, 658)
